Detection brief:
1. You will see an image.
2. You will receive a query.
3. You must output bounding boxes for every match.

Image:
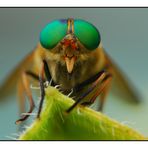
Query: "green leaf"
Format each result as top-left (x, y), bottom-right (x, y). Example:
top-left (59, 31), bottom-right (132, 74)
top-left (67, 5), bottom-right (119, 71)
top-left (19, 86), bottom-right (145, 140)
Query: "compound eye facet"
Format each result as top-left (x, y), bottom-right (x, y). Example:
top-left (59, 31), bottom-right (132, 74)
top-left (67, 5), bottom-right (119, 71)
top-left (40, 19), bottom-right (67, 50)
top-left (74, 19), bottom-right (101, 50)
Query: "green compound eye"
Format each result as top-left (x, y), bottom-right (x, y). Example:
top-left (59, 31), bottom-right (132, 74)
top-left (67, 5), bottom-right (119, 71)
top-left (40, 19), bottom-right (67, 49)
top-left (40, 19), bottom-right (101, 51)
top-left (74, 19), bottom-right (101, 50)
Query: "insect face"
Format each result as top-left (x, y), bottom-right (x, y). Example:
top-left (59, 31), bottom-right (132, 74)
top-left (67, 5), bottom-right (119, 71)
top-left (40, 18), bottom-right (101, 75)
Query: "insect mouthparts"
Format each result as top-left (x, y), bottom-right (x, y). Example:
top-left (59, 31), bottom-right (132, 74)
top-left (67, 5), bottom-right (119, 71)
top-left (64, 55), bottom-right (77, 73)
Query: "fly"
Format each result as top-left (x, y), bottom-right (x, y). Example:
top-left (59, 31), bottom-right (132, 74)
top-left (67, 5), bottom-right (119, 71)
top-left (0, 18), bottom-right (140, 124)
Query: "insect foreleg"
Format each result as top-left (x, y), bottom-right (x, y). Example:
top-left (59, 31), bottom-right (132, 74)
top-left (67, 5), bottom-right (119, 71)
top-left (16, 59), bottom-right (52, 123)
top-left (81, 74), bottom-right (112, 111)
top-left (42, 59), bottom-right (52, 82)
top-left (17, 79), bottom-right (26, 120)
top-left (66, 71), bottom-right (107, 113)
top-left (15, 72), bottom-right (35, 124)
top-left (37, 61), bottom-right (45, 119)
top-left (36, 59), bottom-right (53, 119)
top-left (98, 74), bottom-right (112, 111)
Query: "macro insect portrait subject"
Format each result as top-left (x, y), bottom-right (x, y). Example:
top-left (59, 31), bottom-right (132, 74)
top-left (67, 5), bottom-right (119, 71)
top-left (0, 18), bottom-right (140, 125)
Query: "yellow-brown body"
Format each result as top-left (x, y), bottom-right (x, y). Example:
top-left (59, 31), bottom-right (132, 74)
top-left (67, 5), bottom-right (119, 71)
top-left (0, 19), bottom-right (140, 123)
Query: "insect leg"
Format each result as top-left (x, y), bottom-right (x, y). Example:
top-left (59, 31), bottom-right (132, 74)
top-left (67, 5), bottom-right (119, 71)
top-left (98, 74), bottom-right (112, 111)
top-left (37, 62), bottom-right (45, 119)
top-left (36, 59), bottom-right (52, 119)
top-left (15, 72), bottom-right (35, 124)
top-left (80, 74), bottom-right (112, 111)
top-left (16, 59), bottom-right (52, 123)
top-left (43, 59), bottom-right (52, 82)
top-left (17, 71), bottom-right (42, 123)
top-left (17, 79), bottom-right (25, 120)
top-left (66, 71), bottom-right (106, 113)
